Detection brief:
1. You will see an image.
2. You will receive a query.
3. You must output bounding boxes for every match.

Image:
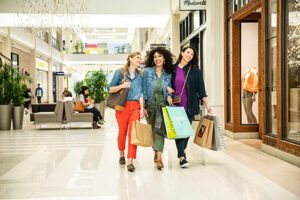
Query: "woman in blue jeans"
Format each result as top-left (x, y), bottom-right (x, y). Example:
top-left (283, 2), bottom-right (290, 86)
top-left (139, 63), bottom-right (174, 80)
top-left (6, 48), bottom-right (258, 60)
top-left (170, 46), bottom-right (212, 168)
top-left (142, 47), bottom-right (174, 169)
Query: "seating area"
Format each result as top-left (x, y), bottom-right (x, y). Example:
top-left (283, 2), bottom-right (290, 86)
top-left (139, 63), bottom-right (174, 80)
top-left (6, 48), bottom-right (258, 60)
top-left (33, 101), bottom-right (93, 129)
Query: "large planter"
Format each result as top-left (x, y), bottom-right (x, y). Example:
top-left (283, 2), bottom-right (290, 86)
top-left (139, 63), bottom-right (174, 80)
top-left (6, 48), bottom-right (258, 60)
top-left (95, 101), bottom-right (106, 119)
top-left (0, 104), bottom-right (12, 130)
top-left (12, 106), bottom-right (24, 130)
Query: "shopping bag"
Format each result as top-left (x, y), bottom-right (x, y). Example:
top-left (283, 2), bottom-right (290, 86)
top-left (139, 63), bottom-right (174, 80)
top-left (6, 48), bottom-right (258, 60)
top-left (74, 102), bottom-right (84, 112)
top-left (193, 117), bottom-right (214, 149)
top-left (166, 106), bottom-right (194, 138)
top-left (131, 121), bottom-right (153, 147)
top-left (204, 115), bottom-right (226, 151)
top-left (162, 107), bottom-right (177, 139)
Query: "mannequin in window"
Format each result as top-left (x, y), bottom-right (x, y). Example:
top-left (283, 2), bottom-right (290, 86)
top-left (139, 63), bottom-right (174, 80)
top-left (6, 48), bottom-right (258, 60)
top-left (241, 65), bottom-right (258, 124)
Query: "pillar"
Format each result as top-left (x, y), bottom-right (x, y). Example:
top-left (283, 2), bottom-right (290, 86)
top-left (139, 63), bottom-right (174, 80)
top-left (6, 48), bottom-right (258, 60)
top-left (171, 14), bottom-right (180, 58)
top-left (205, 0), bottom-right (225, 127)
top-left (2, 28), bottom-right (11, 59)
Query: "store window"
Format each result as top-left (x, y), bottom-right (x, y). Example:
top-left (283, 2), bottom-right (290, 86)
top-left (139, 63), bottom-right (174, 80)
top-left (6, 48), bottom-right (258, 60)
top-left (36, 58), bottom-right (48, 103)
top-left (241, 22), bottom-right (259, 125)
top-left (11, 53), bottom-right (19, 67)
top-left (286, 1), bottom-right (300, 142)
top-left (193, 11), bottom-right (200, 31)
top-left (226, 0), bottom-right (233, 123)
top-left (266, 0), bottom-right (278, 136)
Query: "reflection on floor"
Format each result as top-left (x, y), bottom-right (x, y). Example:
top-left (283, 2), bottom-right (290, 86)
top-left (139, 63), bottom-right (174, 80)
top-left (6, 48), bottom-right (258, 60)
top-left (238, 139), bottom-right (262, 150)
top-left (0, 108), bottom-right (299, 200)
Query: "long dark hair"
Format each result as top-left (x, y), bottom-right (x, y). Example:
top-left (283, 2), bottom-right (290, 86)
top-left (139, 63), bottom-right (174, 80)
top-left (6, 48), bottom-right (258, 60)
top-left (144, 47), bottom-right (174, 74)
top-left (80, 86), bottom-right (89, 98)
top-left (176, 46), bottom-right (199, 68)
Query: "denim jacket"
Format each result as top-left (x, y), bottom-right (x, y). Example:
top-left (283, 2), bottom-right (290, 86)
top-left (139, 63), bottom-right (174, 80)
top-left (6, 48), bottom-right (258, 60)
top-left (109, 69), bottom-right (143, 101)
top-left (142, 66), bottom-right (172, 104)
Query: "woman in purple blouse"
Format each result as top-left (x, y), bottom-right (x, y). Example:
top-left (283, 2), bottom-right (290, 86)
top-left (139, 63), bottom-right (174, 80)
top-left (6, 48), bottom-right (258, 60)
top-left (170, 46), bottom-right (212, 168)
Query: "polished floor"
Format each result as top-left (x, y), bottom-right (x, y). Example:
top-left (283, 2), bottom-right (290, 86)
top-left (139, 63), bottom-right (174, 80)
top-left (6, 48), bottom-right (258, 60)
top-left (0, 109), bottom-right (299, 200)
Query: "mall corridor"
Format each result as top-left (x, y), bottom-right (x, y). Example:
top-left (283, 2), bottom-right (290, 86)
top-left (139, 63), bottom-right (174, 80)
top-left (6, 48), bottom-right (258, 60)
top-left (0, 109), bottom-right (299, 200)
top-left (0, 0), bottom-right (300, 199)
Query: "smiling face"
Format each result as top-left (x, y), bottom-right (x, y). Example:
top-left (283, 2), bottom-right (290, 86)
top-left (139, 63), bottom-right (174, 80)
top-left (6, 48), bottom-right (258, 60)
top-left (153, 52), bottom-right (164, 68)
top-left (129, 54), bottom-right (142, 68)
top-left (84, 89), bottom-right (89, 95)
top-left (181, 48), bottom-right (194, 63)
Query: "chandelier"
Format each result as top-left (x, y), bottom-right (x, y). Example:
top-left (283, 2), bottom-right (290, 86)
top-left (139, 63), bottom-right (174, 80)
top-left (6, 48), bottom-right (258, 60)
top-left (16, 0), bottom-right (88, 29)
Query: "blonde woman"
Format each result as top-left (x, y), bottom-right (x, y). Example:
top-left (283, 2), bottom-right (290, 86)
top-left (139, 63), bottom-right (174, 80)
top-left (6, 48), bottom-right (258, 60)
top-left (109, 52), bottom-right (144, 172)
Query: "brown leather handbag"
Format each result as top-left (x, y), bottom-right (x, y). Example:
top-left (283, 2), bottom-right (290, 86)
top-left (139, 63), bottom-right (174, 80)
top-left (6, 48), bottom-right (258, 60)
top-left (107, 88), bottom-right (129, 111)
top-left (107, 68), bottom-right (129, 111)
top-left (74, 102), bottom-right (84, 112)
top-left (173, 66), bottom-right (191, 104)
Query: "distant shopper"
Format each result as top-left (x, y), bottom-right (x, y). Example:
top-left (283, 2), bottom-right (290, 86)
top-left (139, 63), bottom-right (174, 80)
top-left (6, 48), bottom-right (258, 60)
top-left (79, 86), bottom-right (104, 129)
top-left (35, 83), bottom-right (43, 104)
top-left (63, 91), bottom-right (74, 102)
top-left (23, 87), bottom-right (33, 114)
top-left (62, 88), bottom-right (69, 98)
top-left (171, 46), bottom-right (212, 168)
top-left (142, 47), bottom-right (174, 170)
top-left (109, 52), bottom-right (144, 172)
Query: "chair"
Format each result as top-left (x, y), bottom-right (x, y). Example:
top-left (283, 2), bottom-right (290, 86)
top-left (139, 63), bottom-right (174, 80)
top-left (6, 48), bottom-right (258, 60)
top-left (34, 101), bottom-right (64, 128)
top-left (64, 101), bottom-right (93, 128)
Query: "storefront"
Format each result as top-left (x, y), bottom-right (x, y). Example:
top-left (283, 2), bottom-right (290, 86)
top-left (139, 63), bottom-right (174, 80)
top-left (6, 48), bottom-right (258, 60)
top-left (224, 0), bottom-right (300, 158)
top-left (36, 58), bottom-right (48, 103)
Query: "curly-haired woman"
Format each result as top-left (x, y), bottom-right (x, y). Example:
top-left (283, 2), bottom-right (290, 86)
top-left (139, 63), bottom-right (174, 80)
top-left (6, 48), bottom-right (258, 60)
top-left (142, 47), bottom-right (174, 169)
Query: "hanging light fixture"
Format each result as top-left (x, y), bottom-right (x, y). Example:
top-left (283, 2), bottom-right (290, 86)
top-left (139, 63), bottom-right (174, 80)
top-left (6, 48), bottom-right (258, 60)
top-left (15, 0), bottom-right (88, 29)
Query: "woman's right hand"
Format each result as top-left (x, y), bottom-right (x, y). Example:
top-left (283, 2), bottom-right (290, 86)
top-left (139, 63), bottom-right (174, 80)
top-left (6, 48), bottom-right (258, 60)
top-left (121, 81), bottom-right (131, 89)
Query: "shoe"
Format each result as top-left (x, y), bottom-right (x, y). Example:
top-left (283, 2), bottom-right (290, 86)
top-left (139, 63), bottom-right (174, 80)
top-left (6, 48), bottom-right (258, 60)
top-left (97, 121), bottom-right (104, 125)
top-left (100, 119), bottom-right (106, 123)
top-left (127, 164), bottom-right (135, 172)
top-left (93, 122), bottom-right (99, 129)
top-left (179, 159), bottom-right (190, 168)
top-left (154, 152), bottom-right (158, 163)
top-left (119, 157), bottom-right (126, 165)
top-left (157, 160), bottom-right (164, 170)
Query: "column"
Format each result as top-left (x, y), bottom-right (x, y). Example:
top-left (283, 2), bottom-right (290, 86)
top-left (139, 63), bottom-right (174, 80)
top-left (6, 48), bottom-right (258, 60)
top-left (47, 30), bottom-right (53, 103)
top-left (2, 28), bottom-right (11, 59)
top-left (205, 0), bottom-right (225, 127)
top-left (57, 64), bottom-right (64, 101)
top-left (171, 14), bottom-right (180, 57)
top-left (65, 29), bottom-right (71, 53)
top-left (72, 32), bottom-right (78, 53)
top-left (31, 30), bottom-right (37, 104)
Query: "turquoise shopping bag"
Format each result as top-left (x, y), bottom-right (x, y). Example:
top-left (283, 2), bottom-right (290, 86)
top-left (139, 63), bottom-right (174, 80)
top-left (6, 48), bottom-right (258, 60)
top-left (165, 106), bottom-right (194, 139)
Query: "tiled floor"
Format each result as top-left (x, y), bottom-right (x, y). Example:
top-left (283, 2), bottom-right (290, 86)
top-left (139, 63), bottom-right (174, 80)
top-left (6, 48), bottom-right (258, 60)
top-left (0, 109), bottom-right (299, 200)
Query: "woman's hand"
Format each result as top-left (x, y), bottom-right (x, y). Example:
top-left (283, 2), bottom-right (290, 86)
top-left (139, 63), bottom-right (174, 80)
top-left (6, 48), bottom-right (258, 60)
top-left (140, 108), bottom-right (146, 119)
top-left (206, 105), bottom-right (212, 114)
top-left (121, 81), bottom-right (130, 89)
top-left (167, 96), bottom-right (173, 105)
top-left (167, 87), bottom-right (174, 93)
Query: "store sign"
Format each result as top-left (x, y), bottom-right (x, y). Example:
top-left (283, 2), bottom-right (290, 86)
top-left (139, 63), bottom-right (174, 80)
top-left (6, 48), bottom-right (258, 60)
top-left (56, 72), bottom-right (65, 76)
top-left (150, 44), bottom-right (167, 49)
top-left (36, 58), bottom-right (48, 71)
top-left (179, 0), bottom-right (206, 11)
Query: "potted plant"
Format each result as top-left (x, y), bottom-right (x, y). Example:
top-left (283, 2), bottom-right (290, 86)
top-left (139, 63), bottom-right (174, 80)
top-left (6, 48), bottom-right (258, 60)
top-left (74, 80), bottom-right (85, 101)
top-left (11, 69), bottom-right (32, 130)
top-left (86, 70), bottom-right (109, 118)
top-left (0, 63), bottom-right (14, 130)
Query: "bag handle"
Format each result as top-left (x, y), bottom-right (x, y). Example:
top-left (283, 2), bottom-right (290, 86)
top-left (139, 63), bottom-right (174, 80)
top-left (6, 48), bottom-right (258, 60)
top-left (179, 66), bottom-right (191, 97)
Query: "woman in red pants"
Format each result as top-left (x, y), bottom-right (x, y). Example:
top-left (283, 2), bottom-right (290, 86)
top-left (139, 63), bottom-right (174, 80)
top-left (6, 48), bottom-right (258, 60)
top-left (109, 52), bottom-right (144, 172)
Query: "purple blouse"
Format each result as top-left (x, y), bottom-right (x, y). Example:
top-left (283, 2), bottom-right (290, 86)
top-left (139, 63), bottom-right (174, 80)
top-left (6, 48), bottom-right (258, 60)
top-left (174, 66), bottom-right (188, 111)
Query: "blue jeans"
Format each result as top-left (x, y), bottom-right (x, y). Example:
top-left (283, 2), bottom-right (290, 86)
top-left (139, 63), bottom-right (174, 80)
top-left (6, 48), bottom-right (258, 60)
top-left (175, 115), bottom-right (194, 158)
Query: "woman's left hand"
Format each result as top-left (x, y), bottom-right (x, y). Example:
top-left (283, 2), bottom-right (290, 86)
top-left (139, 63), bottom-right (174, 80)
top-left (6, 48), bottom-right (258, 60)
top-left (206, 105), bottom-right (212, 114)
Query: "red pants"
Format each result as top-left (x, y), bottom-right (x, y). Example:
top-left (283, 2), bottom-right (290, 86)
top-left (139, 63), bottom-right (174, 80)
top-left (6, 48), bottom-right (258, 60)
top-left (116, 101), bottom-right (140, 159)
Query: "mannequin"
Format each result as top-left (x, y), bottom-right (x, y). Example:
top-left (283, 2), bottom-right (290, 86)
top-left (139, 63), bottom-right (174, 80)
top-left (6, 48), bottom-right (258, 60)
top-left (241, 66), bottom-right (258, 124)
